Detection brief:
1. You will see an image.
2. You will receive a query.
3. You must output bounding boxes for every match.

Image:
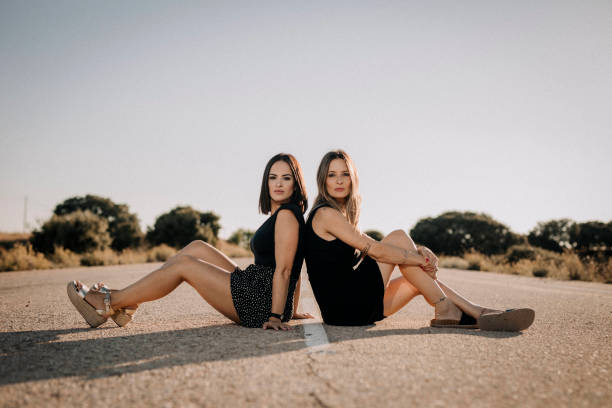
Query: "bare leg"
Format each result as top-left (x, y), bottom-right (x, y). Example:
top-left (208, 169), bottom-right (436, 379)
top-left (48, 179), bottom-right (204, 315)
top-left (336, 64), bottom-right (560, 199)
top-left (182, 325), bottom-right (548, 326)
top-left (377, 230), bottom-right (489, 321)
top-left (436, 281), bottom-right (499, 318)
top-left (168, 240), bottom-right (237, 272)
top-left (81, 254), bottom-right (239, 323)
top-left (383, 276), bottom-right (420, 316)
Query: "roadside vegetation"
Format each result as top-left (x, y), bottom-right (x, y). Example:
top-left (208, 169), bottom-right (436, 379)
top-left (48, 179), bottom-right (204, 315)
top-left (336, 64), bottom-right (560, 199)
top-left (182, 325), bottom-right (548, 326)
top-left (0, 195), bottom-right (250, 272)
top-left (1, 197), bottom-right (610, 283)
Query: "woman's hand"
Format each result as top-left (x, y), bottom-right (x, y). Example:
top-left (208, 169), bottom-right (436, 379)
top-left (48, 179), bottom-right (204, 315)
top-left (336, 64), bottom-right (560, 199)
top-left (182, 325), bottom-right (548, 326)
top-left (418, 246), bottom-right (439, 279)
top-left (292, 312), bottom-right (315, 320)
top-left (262, 318), bottom-right (292, 331)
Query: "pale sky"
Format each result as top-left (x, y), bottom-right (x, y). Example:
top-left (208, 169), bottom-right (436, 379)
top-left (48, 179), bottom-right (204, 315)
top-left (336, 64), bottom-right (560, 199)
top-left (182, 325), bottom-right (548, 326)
top-left (1, 1), bottom-right (611, 240)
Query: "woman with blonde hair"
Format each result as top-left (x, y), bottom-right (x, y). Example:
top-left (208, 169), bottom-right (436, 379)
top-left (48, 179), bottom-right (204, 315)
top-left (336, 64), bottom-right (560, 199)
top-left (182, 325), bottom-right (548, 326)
top-left (68, 153), bottom-right (313, 330)
top-left (305, 149), bottom-right (534, 330)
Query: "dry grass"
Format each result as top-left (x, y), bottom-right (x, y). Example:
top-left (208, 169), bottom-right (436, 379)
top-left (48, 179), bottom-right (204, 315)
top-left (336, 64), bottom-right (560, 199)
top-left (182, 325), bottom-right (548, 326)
top-left (215, 240), bottom-right (252, 258)
top-left (0, 232), bottom-right (31, 242)
top-left (0, 244), bottom-right (52, 271)
top-left (441, 249), bottom-right (611, 283)
top-left (0, 240), bottom-right (249, 272)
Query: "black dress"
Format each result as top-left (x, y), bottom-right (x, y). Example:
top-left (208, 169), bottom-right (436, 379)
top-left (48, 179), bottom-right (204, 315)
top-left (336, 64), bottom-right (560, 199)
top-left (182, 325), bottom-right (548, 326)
top-left (230, 203), bottom-right (305, 328)
top-left (305, 204), bottom-right (385, 326)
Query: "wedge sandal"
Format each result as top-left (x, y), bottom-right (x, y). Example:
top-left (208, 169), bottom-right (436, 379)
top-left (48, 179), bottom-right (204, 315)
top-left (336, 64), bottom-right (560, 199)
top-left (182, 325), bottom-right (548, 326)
top-left (66, 281), bottom-right (111, 328)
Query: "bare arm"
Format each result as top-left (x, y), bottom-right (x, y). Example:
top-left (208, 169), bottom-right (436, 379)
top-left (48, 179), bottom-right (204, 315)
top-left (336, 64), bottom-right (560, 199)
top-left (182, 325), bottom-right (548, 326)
top-left (313, 207), bottom-right (426, 266)
top-left (263, 209), bottom-right (299, 330)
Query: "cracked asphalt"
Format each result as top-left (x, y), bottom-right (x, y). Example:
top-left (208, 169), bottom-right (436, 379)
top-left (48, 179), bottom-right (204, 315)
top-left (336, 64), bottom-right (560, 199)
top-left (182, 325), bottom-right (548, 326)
top-left (1, 260), bottom-right (611, 407)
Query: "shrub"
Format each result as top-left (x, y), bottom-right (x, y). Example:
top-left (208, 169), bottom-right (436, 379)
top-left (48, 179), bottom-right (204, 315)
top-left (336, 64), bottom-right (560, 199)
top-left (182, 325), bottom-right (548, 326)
top-left (532, 268), bottom-right (549, 278)
top-left (410, 211), bottom-right (524, 256)
top-left (80, 248), bottom-right (118, 267)
top-left (228, 228), bottom-right (255, 250)
top-left (31, 210), bottom-right (111, 254)
top-left (54, 195), bottom-right (143, 250)
top-left (49, 246), bottom-right (81, 268)
top-left (146, 206), bottom-right (220, 248)
top-left (439, 256), bottom-right (469, 270)
top-left (364, 230), bottom-right (384, 241)
top-left (117, 249), bottom-right (147, 265)
top-left (528, 219), bottom-right (574, 253)
top-left (0, 244), bottom-right (52, 271)
top-left (506, 245), bottom-right (537, 264)
top-left (146, 244), bottom-right (176, 262)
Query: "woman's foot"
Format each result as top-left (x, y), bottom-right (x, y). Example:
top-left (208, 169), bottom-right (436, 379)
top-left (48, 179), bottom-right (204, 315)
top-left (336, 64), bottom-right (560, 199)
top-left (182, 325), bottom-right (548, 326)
top-left (74, 281), bottom-right (138, 327)
top-left (74, 281), bottom-right (112, 316)
top-left (434, 297), bottom-right (462, 322)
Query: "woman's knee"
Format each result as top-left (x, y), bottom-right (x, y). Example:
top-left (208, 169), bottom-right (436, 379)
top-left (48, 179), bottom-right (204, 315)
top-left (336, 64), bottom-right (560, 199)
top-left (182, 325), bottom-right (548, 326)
top-left (185, 240), bottom-right (210, 251)
top-left (384, 229), bottom-right (416, 249)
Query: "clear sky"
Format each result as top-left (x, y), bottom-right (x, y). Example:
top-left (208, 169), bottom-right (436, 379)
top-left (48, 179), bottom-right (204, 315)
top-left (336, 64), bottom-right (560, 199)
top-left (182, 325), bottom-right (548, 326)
top-left (1, 1), bottom-right (611, 239)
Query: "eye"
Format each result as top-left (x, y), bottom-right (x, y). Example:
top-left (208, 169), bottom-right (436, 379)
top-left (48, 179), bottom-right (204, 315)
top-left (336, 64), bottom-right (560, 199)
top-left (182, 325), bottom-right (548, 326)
top-left (343, 172), bottom-right (350, 177)
top-left (327, 173), bottom-right (335, 178)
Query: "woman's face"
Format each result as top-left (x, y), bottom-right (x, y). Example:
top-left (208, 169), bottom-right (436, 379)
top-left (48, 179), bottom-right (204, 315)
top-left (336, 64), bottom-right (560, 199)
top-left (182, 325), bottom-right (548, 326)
top-left (326, 158), bottom-right (351, 202)
top-left (268, 160), bottom-right (295, 205)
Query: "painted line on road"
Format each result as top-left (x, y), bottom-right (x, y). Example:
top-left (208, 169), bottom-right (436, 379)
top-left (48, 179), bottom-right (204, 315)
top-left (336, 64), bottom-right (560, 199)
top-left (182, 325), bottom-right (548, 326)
top-left (301, 297), bottom-right (332, 353)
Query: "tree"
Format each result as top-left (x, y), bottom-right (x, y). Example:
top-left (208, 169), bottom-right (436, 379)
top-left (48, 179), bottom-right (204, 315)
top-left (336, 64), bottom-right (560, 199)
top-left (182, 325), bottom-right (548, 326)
top-left (31, 210), bottom-right (111, 254)
top-left (364, 229), bottom-right (384, 241)
top-left (570, 221), bottom-right (612, 257)
top-left (54, 195), bottom-right (143, 250)
top-left (410, 211), bottom-right (524, 256)
top-left (527, 219), bottom-right (574, 253)
top-left (228, 228), bottom-right (255, 250)
top-left (146, 206), bottom-right (221, 248)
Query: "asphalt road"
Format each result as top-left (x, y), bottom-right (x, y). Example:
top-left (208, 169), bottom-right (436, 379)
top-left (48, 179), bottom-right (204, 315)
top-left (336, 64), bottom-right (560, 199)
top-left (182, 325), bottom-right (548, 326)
top-left (1, 260), bottom-right (610, 407)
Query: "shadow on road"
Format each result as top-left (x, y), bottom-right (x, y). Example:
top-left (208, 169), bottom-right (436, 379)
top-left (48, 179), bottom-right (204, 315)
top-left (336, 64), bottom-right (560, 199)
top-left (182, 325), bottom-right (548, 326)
top-left (0, 322), bottom-right (519, 386)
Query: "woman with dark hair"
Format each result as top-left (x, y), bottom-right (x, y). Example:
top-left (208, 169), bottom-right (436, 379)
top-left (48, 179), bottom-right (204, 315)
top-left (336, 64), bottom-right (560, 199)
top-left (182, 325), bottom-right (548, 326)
top-left (67, 153), bottom-right (313, 330)
top-left (305, 149), bottom-right (534, 331)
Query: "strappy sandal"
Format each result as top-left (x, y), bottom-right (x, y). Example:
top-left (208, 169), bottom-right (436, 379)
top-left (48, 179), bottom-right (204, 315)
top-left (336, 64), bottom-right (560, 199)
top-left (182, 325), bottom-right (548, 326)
top-left (478, 308), bottom-right (535, 332)
top-left (90, 283), bottom-right (137, 327)
top-left (66, 281), bottom-right (114, 327)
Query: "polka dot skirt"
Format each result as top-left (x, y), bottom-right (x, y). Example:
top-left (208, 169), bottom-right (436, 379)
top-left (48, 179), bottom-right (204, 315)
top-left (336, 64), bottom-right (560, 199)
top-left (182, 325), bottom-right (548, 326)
top-left (230, 264), bottom-right (293, 328)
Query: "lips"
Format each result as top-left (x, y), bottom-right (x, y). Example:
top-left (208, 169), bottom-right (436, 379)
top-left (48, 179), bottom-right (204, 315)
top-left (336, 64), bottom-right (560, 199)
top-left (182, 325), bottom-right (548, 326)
top-left (274, 190), bottom-right (284, 193)
top-left (334, 188), bottom-right (344, 192)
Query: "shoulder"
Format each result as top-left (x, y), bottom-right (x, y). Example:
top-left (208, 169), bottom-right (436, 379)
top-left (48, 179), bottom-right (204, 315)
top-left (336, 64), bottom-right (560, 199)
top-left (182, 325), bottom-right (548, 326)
top-left (279, 203), bottom-right (304, 223)
top-left (313, 206), bottom-right (344, 223)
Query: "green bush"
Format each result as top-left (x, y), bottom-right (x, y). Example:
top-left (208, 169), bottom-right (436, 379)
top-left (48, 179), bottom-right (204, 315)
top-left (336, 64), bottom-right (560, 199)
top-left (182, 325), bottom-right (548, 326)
top-left (31, 210), bottom-right (111, 254)
top-left (364, 230), bottom-right (384, 241)
top-left (146, 206), bottom-right (220, 248)
top-left (528, 219), bottom-right (574, 253)
top-left (54, 195), bottom-right (143, 250)
top-left (228, 228), bottom-right (255, 250)
top-left (410, 211), bottom-right (524, 256)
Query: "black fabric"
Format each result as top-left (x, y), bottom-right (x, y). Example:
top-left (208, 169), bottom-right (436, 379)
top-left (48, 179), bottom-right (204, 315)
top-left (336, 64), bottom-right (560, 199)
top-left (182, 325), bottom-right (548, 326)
top-left (305, 204), bottom-right (385, 326)
top-left (230, 202), bottom-right (305, 328)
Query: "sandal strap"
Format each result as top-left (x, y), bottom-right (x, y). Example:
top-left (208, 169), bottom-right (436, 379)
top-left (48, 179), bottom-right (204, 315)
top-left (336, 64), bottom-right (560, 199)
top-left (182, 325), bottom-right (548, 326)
top-left (103, 291), bottom-right (114, 316)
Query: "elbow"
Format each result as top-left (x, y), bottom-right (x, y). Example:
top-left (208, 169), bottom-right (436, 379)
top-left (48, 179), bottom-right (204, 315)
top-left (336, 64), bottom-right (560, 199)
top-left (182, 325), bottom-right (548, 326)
top-left (275, 267), bottom-right (292, 281)
top-left (368, 242), bottom-right (385, 261)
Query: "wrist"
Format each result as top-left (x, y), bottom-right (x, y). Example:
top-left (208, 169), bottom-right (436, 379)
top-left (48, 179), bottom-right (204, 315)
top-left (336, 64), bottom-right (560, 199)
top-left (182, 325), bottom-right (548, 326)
top-left (269, 312), bottom-right (282, 321)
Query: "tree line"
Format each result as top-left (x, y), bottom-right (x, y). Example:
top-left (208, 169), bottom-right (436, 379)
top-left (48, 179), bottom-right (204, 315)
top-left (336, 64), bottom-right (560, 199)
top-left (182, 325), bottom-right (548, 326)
top-left (14, 195), bottom-right (612, 263)
top-left (29, 195), bottom-right (222, 255)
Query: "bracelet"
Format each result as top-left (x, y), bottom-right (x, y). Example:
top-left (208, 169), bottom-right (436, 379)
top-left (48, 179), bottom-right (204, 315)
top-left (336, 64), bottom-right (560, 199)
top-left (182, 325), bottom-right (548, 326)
top-left (269, 312), bottom-right (282, 320)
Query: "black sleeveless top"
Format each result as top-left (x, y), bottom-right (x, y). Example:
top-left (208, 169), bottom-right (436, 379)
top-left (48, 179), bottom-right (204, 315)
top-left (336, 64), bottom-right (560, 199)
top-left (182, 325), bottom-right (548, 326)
top-left (251, 202), bottom-right (305, 277)
top-left (305, 204), bottom-right (385, 326)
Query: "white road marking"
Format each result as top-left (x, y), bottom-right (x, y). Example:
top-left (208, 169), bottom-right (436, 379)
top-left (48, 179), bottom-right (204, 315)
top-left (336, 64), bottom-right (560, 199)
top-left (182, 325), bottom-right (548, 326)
top-left (301, 297), bottom-right (332, 353)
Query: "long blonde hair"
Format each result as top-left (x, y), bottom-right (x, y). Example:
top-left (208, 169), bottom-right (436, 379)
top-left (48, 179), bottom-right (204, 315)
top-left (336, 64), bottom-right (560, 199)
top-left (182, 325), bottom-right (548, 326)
top-left (312, 149), bottom-right (361, 226)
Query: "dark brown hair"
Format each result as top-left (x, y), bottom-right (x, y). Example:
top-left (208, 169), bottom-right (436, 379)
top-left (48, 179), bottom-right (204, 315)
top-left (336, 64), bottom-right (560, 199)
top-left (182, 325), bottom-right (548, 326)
top-left (259, 153), bottom-right (308, 214)
top-left (312, 149), bottom-right (361, 226)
